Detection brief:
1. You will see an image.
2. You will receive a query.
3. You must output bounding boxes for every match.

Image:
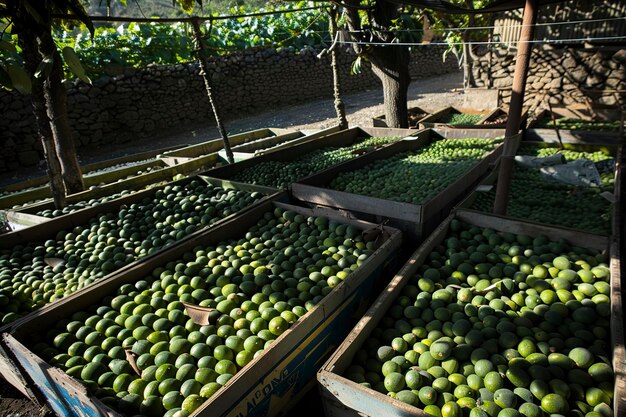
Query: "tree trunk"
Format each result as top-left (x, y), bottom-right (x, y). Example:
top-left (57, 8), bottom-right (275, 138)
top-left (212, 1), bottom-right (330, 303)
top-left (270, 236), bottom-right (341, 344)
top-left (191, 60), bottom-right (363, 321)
top-left (344, 0), bottom-right (411, 129)
top-left (370, 47), bottom-right (411, 128)
top-left (40, 30), bottom-right (85, 194)
top-left (462, 2), bottom-right (476, 89)
top-left (329, 7), bottom-right (348, 130)
top-left (17, 7), bottom-right (66, 208)
top-left (462, 41), bottom-right (474, 89)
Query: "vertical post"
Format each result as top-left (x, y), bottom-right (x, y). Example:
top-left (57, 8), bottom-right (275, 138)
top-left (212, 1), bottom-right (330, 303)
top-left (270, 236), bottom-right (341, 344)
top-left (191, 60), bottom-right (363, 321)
top-left (487, 15), bottom-right (494, 89)
top-left (615, 93), bottom-right (624, 137)
top-left (493, 0), bottom-right (538, 215)
top-left (191, 18), bottom-right (234, 164)
top-left (547, 101), bottom-right (564, 149)
top-left (329, 6), bottom-right (348, 130)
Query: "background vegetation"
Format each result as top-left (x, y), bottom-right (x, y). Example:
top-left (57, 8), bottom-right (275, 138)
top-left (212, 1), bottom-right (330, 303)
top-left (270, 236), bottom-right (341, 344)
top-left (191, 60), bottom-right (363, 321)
top-left (84, 0), bottom-right (269, 19)
top-left (52, 2), bottom-right (330, 78)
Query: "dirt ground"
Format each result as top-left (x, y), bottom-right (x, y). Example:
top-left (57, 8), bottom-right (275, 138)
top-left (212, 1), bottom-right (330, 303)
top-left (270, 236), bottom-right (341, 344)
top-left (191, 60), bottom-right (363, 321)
top-left (0, 383), bottom-right (50, 417)
top-left (79, 72), bottom-right (464, 163)
top-left (1, 72), bottom-right (464, 186)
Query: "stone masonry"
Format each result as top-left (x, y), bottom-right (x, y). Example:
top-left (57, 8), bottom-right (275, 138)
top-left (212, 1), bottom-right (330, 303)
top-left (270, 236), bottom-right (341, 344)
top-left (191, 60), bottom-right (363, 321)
top-left (0, 45), bottom-right (457, 172)
top-left (472, 45), bottom-right (626, 113)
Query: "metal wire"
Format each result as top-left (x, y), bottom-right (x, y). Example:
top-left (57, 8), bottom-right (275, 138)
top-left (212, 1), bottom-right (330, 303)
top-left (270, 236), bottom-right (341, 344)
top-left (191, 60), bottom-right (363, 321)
top-left (345, 15), bottom-right (626, 33)
top-left (336, 34), bottom-right (626, 46)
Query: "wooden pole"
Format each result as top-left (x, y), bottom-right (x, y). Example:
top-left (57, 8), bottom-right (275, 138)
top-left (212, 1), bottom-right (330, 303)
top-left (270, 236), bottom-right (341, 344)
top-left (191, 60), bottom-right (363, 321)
top-left (329, 6), bottom-right (348, 130)
top-left (487, 15), bottom-right (494, 89)
top-left (191, 18), bottom-right (234, 164)
top-left (547, 101), bottom-right (564, 149)
top-left (493, 0), bottom-right (538, 215)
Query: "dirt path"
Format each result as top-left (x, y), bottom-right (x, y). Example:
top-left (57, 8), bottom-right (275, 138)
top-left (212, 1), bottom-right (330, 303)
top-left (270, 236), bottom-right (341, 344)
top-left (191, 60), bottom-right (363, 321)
top-left (1, 72), bottom-right (463, 185)
top-left (78, 71), bottom-right (465, 164)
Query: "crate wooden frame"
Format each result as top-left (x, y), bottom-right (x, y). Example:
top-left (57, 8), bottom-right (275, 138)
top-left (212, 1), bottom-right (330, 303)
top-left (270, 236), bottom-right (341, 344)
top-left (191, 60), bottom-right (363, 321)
top-left (204, 126), bottom-right (424, 191)
top-left (317, 208), bottom-right (624, 417)
top-left (2, 198), bottom-right (402, 417)
top-left (457, 139), bottom-right (622, 238)
top-left (371, 107), bottom-right (431, 129)
top-left (291, 129), bottom-right (513, 240)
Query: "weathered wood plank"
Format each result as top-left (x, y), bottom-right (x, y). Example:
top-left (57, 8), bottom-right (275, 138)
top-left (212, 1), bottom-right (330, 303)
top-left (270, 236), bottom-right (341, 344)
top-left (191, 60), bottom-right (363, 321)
top-left (0, 144), bottom-right (184, 194)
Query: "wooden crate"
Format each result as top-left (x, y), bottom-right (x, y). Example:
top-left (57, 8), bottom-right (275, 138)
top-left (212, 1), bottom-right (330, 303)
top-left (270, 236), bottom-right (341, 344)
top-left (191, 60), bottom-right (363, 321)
top-left (160, 128), bottom-right (344, 172)
top-left (3, 128), bottom-right (303, 213)
top-left (2, 161), bottom-right (203, 215)
top-left (216, 125), bottom-right (343, 163)
top-left (418, 107), bottom-right (493, 129)
top-left (0, 144), bottom-right (184, 195)
top-left (371, 107), bottom-right (430, 129)
top-left (0, 159), bottom-right (170, 210)
top-left (317, 208), bottom-right (624, 417)
top-left (292, 129), bottom-right (512, 240)
top-left (526, 106), bottom-right (624, 144)
top-left (478, 107), bottom-right (529, 129)
top-left (0, 177), bottom-right (279, 391)
top-left (2, 199), bottom-right (402, 417)
top-left (457, 140), bottom-right (622, 237)
top-left (159, 128), bottom-right (297, 160)
top-left (0, 176), bottom-right (278, 360)
top-left (204, 126), bottom-right (421, 191)
top-left (0, 176), bottom-right (278, 245)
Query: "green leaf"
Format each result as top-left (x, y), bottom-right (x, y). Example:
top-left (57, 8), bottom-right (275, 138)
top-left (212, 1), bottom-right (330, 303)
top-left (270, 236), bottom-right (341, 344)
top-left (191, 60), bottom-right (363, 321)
top-left (175, 0), bottom-right (194, 14)
top-left (34, 55), bottom-right (54, 79)
top-left (52, 0), bottom-right (95, 36)
top-left (0, 40), bottom-right (17, 53)
top-left (62, 46), bottom-right (91, 84)
top-left (6, 63), bottom-right (32, 94)
top-left (350, 55), bottom-right (363, 75)
top-left (0, 64), bottom-right (13, 90)
top-left (4, 21), bottom-right (15, 34)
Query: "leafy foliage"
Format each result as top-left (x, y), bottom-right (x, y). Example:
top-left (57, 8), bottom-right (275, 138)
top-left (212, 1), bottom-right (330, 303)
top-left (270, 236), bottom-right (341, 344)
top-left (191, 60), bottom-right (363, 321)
top-left (0, 0), bottom-right (95, 91)
top-left (207, 5), bottom-right (329, 52)
top-left (55, 22), bottom-right (196, 76)
top-left (1, 1), bottom-right (329, 84)
top-left (0, 33), bottom-right (24, 92)
top-left (425, 0), bottom-right (497, 57)
top-left (53, 3), bottom-right (330, 79)
top-left (83, 0), bottom-right (268, 19)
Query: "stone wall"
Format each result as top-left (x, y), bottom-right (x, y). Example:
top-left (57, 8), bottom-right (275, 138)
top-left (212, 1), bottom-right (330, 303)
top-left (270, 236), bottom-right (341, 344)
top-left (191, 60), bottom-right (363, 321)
top-left (472, 45), bottom-right (626, 112)
top-left (0, 45), bottom-right (456, 172)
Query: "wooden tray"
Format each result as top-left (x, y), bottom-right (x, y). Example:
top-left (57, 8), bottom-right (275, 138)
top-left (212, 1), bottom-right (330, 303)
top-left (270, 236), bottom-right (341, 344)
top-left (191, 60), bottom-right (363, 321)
top-left (317, 208), bottom-right (623, 417)
top-left (2, 199), bottom-right (402, 417)
top-left (292, 129), bottom-right (512, 240)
